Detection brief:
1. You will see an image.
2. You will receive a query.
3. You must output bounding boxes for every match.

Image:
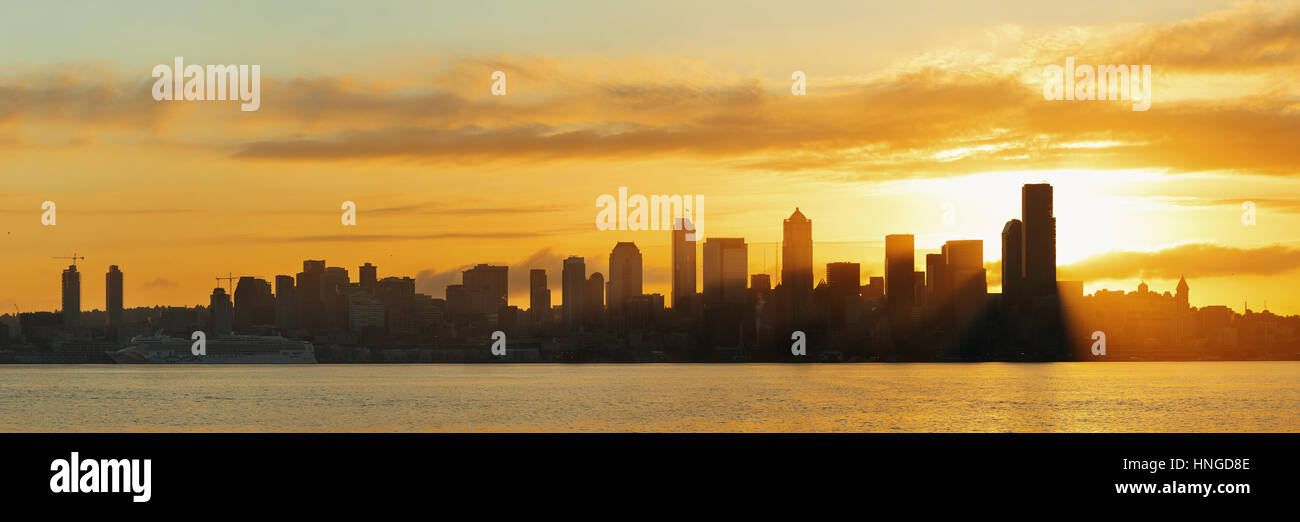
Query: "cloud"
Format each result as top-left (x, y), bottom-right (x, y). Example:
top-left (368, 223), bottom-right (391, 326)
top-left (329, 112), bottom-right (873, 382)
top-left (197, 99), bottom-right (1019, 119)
top-left (4, 2), bottom-right (1300, 179)
top-left (1059, 242), bottom-right (1300, 281)
top-left (141, 277), bottom-right (179, 289)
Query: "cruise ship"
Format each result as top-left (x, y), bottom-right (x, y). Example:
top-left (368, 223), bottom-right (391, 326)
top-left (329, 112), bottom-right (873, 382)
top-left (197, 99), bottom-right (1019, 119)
top-left (109, 335), bottom-right (316, 364)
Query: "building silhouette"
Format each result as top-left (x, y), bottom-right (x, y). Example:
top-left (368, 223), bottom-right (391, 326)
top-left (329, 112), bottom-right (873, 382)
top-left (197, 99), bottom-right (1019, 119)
top-left (782, 209), bottom-right (814, 321)
top-left (1022, 183), bottom-right (1056, 298)
top-left (884, 234), bottom-right (915, 322)
top-left (359, 263), bottom-right (377, 293)
top-left (233, 276), bottom-right (275, 332)
top-left (209, 287), bottom-right (233, 336)
top-left (562, 256), bottom-right (586, 330)
top-left (106, 265), bottom-right (123, 333)
top-left (671, 218), bottom-right (697, 312)
top-left (462, 264), bottom-right (508, 316)
top-left (61, 264), bottom-right (80, 330)
top-left (608, 242), bottom-right (643, 315)
top-left (274, 275), bottom-right (298, 331)
top-left (703, 238), bottom-right (748, 308)
top-left (529, 269), bottom-right (550, 324)
top-left (1001, 219), bottom-right (1023, 305)
top-left (296, 260), bottom-right (325, 331)
top-left (585, 272), bottom-right (605, 330)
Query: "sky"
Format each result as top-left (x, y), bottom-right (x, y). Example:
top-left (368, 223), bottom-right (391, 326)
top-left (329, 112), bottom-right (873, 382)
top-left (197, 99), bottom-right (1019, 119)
top-left (2, 0), bottom-right (1299, 315)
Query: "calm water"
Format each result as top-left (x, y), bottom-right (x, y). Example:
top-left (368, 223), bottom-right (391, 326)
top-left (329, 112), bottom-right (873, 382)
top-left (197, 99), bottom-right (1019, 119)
top-left (1, 362), bottom-right (1296, 432)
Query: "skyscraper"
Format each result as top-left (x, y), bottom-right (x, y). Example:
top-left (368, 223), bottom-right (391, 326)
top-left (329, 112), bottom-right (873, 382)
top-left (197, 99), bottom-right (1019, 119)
top-left (944, 239), bottom-right (988, 327)
top-left (885, 234), bottom-right (915, 316)
top-left (106, 265), bottom-right (123, 330)
top-left (530, 269), bottom-right (550, 324)
top-left (209, 287), bottom-right (233, 336)
top-left (274, 275), bottom-right (298, 331)
top-left (925, 253), bottom-right (948, 310)
top-left (1022, 184), bottom-right (1056, 298)
top-left (585, 272), bottom-right (605, 329)
top-left (1001, 219), bottom-right (1023, 304)
top-left (233, 276), bottom-right (275, 332)
top-left (359, 263), bottom-right (377, 293)
top-left (463, 264), bottom-right (509, 315)
top-left (61, 264), bottom-right (80, 330)
top-left (608, 242), bottom-right (643, 313)
top-left (671, 217), bottom-right (697, 311)
top-left (702, 238), bottom-right (748, 307)
top-left (782, 209), bottom-right (813, 319)
top-left (562, 256), bottom-right (586, 330)
top-left (296, 260), bottom-right (325, 331)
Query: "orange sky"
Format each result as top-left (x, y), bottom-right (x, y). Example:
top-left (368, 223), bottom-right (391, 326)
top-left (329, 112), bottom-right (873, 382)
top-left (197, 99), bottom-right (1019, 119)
top-left (2, 0), bottom-right (1300, 315)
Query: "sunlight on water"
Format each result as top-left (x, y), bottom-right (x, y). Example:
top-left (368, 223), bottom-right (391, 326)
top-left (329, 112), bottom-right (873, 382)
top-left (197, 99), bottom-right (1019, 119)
top-left (0, 362), bottom-right (1296, 432)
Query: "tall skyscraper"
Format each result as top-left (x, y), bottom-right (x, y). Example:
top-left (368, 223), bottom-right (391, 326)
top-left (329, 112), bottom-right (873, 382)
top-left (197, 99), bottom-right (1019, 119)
top-left (61, 264), bottom-right (80, 330)
top-left (782, 209), bottom-right (813, 316)
top-left (359, 263), bottom-right (377, 293)
top-left (885, 234), bottom-right (915, 315)
top-left (671, 218), bottom-right (697, 311)
top-left (529, 269), bottom-right (550, 324)
top-left (274, 275), bottom-right (298, 331)
top-left (944, 239), bottom-right (988, 326)
top-left (1001, 219), bottom-right (1023, 304)
top-left (925, 253), bottom-right (948, 309)
top-left (562, 256), bottom-right (586, 330)
top-left (296, 260), bottom-right (325, 331)
top-left (702, 238), bottom-right (748, 307)
top-left (585, 272), bottom-right (605, 329)
top-left (106, 265), bottom-right (123, 330)
top-left (608, 242), bottom-right (643, 313)
top-left (1022, 184), bottom-right (1056, 298)
top-left (209, 287), bottom-right (233, 336)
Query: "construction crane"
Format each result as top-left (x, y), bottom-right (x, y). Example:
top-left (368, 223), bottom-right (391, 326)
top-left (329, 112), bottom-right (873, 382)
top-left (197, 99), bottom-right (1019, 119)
top-left (215, 272), bottom-right (239, 293)
top-left (52, 253), bottom-right (85, 267)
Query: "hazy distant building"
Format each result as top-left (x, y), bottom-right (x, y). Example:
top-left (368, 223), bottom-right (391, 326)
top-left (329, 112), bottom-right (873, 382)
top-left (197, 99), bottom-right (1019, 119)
top-left (782, 209), bottom-right (814, 318)
top-left (608, 242), bottom-right (643, 313)
top-left (1022, 184), bottom-right (1056, 297)
top-left (925, 253), bottom-right (948, 309)
top-left (885, 234), bottom-right (915, 317)
top-left (562, 256), bottom-right (586, 330)
top-left (274, 275), bottom-right (298, 331)
top-left (529, 269), bottom-right (550, 324)
top-left (1001, 219), bottom-right (1024, 304)
top-left (703, 238), bottom-right (748, 307)
top-left (671, 218), bottom-right (697, 312)
top-left (209, 287), bottom-right (233, 336)
top-left (61, 264), bottom-right (80, 330)
top-left (463, 264), bottom-right (508, 315)
top-left (106, 265), bottom-right (123, 330)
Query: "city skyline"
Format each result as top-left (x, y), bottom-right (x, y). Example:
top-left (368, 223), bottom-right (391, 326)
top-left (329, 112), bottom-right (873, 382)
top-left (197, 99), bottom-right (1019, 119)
top-left (17, 181), bottom-right (1298, 326)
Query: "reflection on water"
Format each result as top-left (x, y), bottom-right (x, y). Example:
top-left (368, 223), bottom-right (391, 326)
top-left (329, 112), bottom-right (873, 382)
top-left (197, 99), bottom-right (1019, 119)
top-left (0, 362), bottom-right (1295, 432)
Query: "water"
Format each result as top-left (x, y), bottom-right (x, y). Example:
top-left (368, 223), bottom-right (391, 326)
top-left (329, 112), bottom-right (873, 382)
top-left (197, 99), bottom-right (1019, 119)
top-left (0, 362), bottom-right (1296, 432)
